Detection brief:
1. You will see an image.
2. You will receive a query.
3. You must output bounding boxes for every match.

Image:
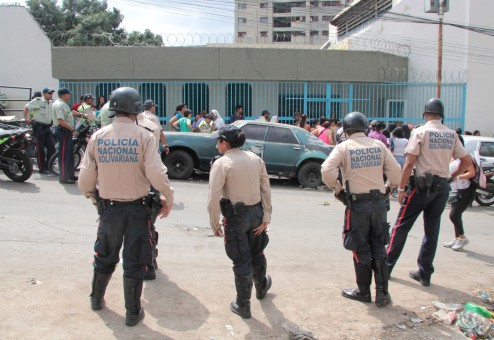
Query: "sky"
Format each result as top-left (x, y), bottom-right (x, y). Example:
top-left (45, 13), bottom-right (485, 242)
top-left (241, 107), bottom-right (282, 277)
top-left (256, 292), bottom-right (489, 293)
top-left (4, 0), bottom-right (235, 38)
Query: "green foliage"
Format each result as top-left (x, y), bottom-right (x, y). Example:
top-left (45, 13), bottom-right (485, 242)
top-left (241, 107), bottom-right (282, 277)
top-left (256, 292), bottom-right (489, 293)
top-left (25, 0), bottom-right (163, 46)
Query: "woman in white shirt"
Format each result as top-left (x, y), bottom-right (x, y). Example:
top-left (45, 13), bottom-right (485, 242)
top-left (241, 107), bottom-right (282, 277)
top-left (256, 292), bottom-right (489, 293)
top-left (211, 109), bottom-right (225, 130)
top-left (444, 158), bottom-right (476, 251)
top-left (389, 127), bottom-right (408, 168)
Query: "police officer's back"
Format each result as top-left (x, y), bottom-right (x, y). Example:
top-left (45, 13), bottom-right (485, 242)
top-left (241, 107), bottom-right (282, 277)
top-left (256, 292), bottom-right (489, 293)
top-left (386, 98), bottom-right (470, 287)
top-left (321, 112), bottom-right (401, 307)
top-left (207, 125), bottom-right (272, 319)
top-left (78, 87), bottom-right (174, 327)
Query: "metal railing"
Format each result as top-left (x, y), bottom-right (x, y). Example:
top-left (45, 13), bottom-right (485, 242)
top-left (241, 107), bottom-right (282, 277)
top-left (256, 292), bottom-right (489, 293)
top-left (59, 80), bottom-right (466, 130)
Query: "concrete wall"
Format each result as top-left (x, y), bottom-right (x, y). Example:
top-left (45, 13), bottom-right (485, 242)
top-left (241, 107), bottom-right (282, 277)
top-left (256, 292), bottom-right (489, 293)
top-left (0, 6), bottom-right (59, 116)
top-left (52, 47), bottom-right (408, 83)
top-left (333, 0), bottom-right (494, 136)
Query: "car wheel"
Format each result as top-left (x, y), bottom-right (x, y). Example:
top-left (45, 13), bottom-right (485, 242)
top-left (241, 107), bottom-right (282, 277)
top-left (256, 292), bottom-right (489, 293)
top-left (297, 162), bottom-right (322, 188)
top-left (164, 150), bottom-right (195, 180)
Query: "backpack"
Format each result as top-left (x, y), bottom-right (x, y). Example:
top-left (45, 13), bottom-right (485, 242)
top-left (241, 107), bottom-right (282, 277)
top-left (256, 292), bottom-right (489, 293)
top-left (471, 156), bottom-right (487, 189)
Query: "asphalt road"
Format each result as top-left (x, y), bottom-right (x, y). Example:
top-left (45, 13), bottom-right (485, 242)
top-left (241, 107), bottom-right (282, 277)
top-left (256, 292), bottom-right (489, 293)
top-left (0, 171), bottom-right (493, 339)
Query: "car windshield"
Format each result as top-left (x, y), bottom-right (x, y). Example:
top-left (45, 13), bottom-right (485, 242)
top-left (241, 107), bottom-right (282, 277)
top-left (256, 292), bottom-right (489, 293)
top-left (479, 142), bottom-right (494, 157)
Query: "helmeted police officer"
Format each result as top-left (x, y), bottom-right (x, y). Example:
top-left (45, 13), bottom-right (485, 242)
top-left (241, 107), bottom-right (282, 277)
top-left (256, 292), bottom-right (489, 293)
top-left (207, 125), bottom-right (273, 319)
top-left (321, 112), bottom-right (401, 307)
top-left (386, 98), bottom-right (471, 286)
top-left (78, 87), bottom-right (174, 326)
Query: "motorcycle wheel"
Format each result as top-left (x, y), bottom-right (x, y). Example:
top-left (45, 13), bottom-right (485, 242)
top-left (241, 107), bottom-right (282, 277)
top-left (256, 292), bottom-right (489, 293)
top-left (475, 192), bottom-right (494, 206)
top-left (2, 149), bottom-right (33, 182)
top-left (48, 149), bottom-right (84, 176)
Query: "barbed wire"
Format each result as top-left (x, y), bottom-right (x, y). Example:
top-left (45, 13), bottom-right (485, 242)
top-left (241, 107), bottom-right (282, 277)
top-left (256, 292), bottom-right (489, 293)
top-left (49, 31), bottom-right (333, 48)
top-left (408, 70), bottom-right (469, 84)
top-left (332, 37), bottom-right (411, 57)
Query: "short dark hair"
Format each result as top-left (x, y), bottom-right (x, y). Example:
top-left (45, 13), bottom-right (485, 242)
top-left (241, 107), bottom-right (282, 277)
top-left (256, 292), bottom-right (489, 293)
top-left (322, 121), bottom-right (331, 128)
top-left (184, 109), bottom-right (192, 117)
top-left (235, 105), bottom-right (243, 112)
top-left (176, 104), bottom-right (186, 112)
top-left (393, 127), bottom-right (404, 138)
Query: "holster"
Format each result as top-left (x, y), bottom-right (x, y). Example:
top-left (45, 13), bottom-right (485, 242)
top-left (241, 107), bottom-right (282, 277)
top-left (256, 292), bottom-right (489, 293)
top-left (220, 198), bottom-right (234, 218)
top-left (144, 191), bottom-right (162, 217)
top-left (94, 191), bottom-right (106, 215)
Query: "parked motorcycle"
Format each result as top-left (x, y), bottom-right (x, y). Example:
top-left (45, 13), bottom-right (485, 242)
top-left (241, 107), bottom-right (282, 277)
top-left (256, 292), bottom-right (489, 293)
top-left (475, 164), bottom-right (494, 206)
top-left (0, 125), bottom-right (33, 182)
top-left (48, 121), bottom-right (97, 176)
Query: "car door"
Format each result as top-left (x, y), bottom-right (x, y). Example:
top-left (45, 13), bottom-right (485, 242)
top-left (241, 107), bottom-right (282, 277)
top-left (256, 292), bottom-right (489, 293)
top-left (239, 123), bottom-right (267, 158)
top-left (263, 126), bottom-right (303, 175)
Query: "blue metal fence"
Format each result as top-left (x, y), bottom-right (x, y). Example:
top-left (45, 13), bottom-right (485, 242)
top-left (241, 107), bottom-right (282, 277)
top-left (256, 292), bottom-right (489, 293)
top-left (60, 81), bottom-right (466, 130)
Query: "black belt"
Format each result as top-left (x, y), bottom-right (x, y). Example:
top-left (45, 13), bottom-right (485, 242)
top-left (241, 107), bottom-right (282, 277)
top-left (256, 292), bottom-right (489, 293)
top-left (102, 197), bottom-right (146, 207)
top-left (433, 175), bottom-right (448, 183)
top-left (350, 191), bottom-right (384, 202)
top-left (34, 121), bottom-right (52, 128)
top-left (244, 202), bottom-right (262, 210)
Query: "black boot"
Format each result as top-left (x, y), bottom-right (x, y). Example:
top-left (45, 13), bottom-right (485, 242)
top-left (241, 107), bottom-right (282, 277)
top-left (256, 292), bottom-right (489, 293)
top-left (341, 260), bottom-right (372, 303)
top-left (89, 271), bottom-right (113, 311)
top-left (252, 265), bottom-right (272, 300)
top-left (373, 260), bottom-right (392, 307)
top-left (230, 275), bottom-right (253, 319)
top-left (123, 277), bottom-right (145, 326)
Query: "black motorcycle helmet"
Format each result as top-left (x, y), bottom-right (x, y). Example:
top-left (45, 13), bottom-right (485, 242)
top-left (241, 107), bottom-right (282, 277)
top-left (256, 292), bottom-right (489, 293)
top-left (423, 98), bottom-right (444, 117)
top-left (108, 87), bottom-right (142, 115)
top-left (343, 112), bottom-right (368, 133)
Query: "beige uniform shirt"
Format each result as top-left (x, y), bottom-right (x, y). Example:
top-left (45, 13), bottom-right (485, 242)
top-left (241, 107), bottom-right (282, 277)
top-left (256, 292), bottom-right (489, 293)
top-left (78, 103), bottom-right (97, 123)
top-left (207, 148), bottom-right (272, 232)
top-left (405, 120), bottom-right (468, 178)
top-left (321, 132), bottom-right (401, 194)
top-left (25, 97), bottom-right (53, 125)
top-left (137, 113), bottom-right (160, 148)
top-left (142, 111), bottom-right (162, 131)
top-left (52, 98), bottom-right (73, 127)
top-left (78, 117), bottom-right (174, 201)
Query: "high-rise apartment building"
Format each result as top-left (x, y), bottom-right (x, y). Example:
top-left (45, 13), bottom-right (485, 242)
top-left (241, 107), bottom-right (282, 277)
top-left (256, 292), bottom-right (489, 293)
top-left (235, 0), bottom-right (349, 45)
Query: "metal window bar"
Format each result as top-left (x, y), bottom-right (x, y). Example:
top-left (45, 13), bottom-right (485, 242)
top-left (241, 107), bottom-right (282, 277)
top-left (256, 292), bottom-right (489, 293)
top-left (59, 81), bottom-right (467, 131)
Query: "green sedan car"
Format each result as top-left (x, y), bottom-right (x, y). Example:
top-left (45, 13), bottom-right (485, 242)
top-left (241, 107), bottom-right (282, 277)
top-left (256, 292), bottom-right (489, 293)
top-left (163, 120), bottom-right (334, 187)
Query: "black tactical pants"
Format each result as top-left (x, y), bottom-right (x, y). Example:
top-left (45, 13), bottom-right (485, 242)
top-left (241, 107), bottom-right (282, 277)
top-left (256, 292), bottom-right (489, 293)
top-left (34, 124), bottom-right (55, 172)
top-left (342, 197), bottom-right (389, 265)
top-left (224, 203), bottom-right (269, 277)
top-left (387, 181), bottom-right (449, 280)
top-left (93, 203), bottom-right (153, 280)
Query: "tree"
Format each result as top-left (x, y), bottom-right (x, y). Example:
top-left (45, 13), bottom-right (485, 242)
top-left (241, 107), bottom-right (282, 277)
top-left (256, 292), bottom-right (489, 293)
top-left (125, 29), bottom-right (163, 47)
top-left (25, 0), bottom-right (163, 46)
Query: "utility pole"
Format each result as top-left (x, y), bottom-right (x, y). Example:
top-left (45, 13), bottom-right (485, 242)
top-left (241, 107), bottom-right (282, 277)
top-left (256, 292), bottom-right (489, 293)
top-left (436, 0), bottom-right (445, 98)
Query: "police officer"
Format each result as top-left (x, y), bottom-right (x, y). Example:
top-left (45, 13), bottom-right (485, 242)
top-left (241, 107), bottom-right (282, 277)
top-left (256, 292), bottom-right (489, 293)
top-left (142, 100), bottom-right (170, 155)
top-left (321, 112), bottom-right (401, 307)
top-left (386, 98), bottom-right (471, 286)
top-left (52, 88), bottom-right (86, 184)
top-left (78, 94), bottom-right (96, 123)
top-left (99, 101), bottom-right (114, 127)
top-left (25, 87), bottom-right (56, 174)
top-left (207, 125), bottom-right (272, 319)
top-left (78, 87), bottom-right (174, 326)
top-left (136, 111), bottom-right (162, 280)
